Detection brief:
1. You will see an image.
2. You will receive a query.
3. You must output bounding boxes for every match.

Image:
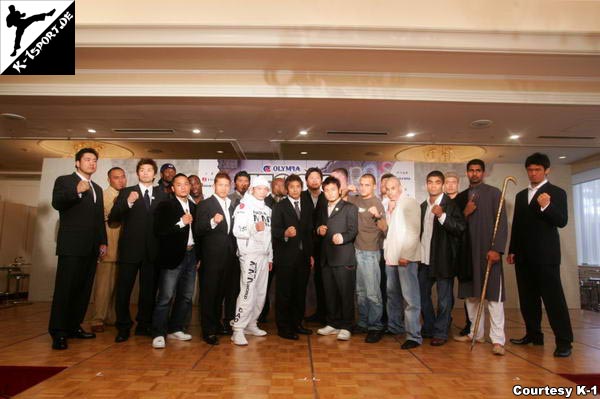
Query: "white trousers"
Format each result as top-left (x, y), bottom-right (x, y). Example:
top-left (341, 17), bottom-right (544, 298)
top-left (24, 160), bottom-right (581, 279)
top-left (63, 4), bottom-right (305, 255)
top-left (231, 253), bottom-right (269, 331)
top-left (466, 297), bottom-right (506, 345)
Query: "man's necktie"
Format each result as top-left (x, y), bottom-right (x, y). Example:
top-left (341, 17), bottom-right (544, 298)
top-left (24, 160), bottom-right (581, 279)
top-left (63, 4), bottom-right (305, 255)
top-left (144, 189), bottom-right (151, 209)
top-left (294, 200), bottom-right (301, 220)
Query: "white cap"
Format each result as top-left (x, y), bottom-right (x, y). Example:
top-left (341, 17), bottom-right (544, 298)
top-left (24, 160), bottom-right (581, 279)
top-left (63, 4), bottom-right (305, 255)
top-left (251, 176), bottom-right (270, 189)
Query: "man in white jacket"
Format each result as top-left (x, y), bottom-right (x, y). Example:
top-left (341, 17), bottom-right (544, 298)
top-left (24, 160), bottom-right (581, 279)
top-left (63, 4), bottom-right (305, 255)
top-left (231, 176), bottom-right (273, 346)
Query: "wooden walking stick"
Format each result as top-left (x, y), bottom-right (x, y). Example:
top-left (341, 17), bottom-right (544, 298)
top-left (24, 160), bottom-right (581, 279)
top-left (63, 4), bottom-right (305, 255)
top-left (471, 176), bottom-right (517, 350)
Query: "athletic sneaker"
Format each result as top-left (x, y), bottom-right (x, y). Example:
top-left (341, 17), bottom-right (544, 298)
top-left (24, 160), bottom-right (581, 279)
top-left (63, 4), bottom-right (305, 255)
top-left (337, 329), bottom-right (351, 341)
top-left (167, 331), bottom-right (192, 341)
top-left (244, 326), bottom-right (267, 336)
top-left (231, 331), bottom-right (248, 346)
top-left (152, 336), bottom-right (166, 349)
top-left (317, 325), bottom-right (340, 336)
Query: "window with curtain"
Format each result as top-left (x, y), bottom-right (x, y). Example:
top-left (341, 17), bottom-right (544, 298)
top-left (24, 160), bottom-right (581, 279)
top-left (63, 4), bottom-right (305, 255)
top-left (574, 178), bottom-right (600, 266)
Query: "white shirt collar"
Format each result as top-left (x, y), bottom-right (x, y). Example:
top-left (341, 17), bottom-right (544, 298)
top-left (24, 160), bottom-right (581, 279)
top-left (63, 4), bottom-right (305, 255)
top-left (288, 196), bottom-right (301, 206)
top-left (528, 179), bottom-right (548, 191)
top-left (176, 196), bottom-right (190, 211)
top-left (138, 183), bottom-right (153, 197)
top-left (75, 171), bottom-right (91, 183)
top-left (428, 193), bottom-right (444, 207)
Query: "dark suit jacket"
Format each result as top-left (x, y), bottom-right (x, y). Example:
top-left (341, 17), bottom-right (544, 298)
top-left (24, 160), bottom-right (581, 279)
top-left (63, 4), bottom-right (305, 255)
top-left (420, 194), bottom-right (466, 279)
top-left (301, 190), bottom-right (327, 257)
top-left (271, 196), bottom-right (314, 265)
top-left (108, 184), bottom-right (168, 263)
top-left (454, 190), bottom-right (473, 282)
top-left (154, 198), bottom-right (199, 269)
top-left (316, 200), bottom-right (358, 267)
top-left (194, 195), bottom-right (236, 265)
top-left (509, 182), bottom-right (568, 265)
top-left (52, 172), bottom-right (107, 256)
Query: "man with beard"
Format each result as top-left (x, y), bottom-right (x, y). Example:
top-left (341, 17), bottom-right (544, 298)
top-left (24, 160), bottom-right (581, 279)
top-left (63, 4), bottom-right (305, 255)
top-left (188, 175), bottom-right (204, 205)
top-left (158, 163), bottom-right (176, 196)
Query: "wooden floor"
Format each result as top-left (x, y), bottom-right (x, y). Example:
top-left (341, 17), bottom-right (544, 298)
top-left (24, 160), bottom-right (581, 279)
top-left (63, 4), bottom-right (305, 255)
top-left (0, 303), bottom-right (599, 398)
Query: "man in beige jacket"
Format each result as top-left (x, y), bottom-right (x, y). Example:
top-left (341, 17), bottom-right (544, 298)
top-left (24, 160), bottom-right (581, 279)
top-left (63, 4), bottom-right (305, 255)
top-left (382, 176), bottom-right (422, 349)
top-left (91, 167), bottom-right (127, 332)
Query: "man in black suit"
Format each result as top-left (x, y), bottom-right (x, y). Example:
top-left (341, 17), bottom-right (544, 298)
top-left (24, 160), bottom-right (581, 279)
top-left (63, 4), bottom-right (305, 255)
top-left (151, 174), bottom-right (200, 349)
top-left (49, 148), bottom-right (107, 350)
top-left (195, 172), bottom-right (237, 345)
top-left (271, 174), bottom-right (314, 340)
top-left (315, 176), bottom-right (358, 341)
top-left (109, 158), bottom-right (168, 342)
top-left (508, 152), bottom-right (573, 357)
top-left (418, 171), bottom-right (466, 346)
top-left (302, 167), bottom-right (328, 325)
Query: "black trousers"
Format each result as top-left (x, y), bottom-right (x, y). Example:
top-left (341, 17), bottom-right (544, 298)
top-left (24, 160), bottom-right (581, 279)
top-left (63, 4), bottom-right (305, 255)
top-left (49, 254), bottom-right (97, 338)
top-left (199, 253), bottom-right (236, 336)
top-left (275, 256), bottom-right (310, 333)
top-left (322, 264), bottom-right (356, 331)
top-left (115, 260), bottom-right (158, 333)
top-left (515, 262), bottom-right (573, 348)
top-left (312, 249), bottom-right (327, 321)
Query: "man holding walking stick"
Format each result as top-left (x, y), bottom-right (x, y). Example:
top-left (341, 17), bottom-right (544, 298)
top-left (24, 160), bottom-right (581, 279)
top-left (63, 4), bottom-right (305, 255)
top-left (454, 159), bottom-right (508, 356)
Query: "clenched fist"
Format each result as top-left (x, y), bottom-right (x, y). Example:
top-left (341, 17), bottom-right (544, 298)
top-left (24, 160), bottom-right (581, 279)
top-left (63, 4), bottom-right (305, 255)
top-left (537, 193), bottom-right (551, 209)
top-left (213, 213), bottom-right (224, 224)
top-left (431, 204), bottom-right (444, 217)
top-left (256, 221), bottom-right (265, 231)
top-left (181, 212), bottom-right (193, 225)
top-left (368, 206), bottom-right (381, 218)
top-left (317, 225), bottom-right (328, 236)
top-left (77, 180), bottom-right (90, 194)
top-left (127, 191), bottom-right (139, 204)
top-left (332, 233), bottom-right (343, 245)
top-left (464, 199), bottom-right (477, 217)
top-left (284, 226), bottom-right (297, 238)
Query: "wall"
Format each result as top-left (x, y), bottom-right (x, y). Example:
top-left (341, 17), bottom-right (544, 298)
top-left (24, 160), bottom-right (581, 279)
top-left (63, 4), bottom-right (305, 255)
top-left (29, 157), bottom-right (580, 310)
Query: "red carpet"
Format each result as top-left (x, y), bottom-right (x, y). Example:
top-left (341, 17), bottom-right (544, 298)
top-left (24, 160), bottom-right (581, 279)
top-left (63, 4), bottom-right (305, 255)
top-left (559, 374), bottom-right (600, 389)
top-left (0, 366), bottom-right (66, 398)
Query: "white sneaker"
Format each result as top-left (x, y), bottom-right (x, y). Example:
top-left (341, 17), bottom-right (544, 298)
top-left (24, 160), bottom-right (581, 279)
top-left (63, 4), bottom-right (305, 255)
top-left (167, 331), bottom-right (192, 341)
top-left (317, 325), bottom-right (340, 336)
top-left (337, 329), bottom-right (351, 341)
top-left (231, 331), bottom-right (248, 346)
top-left (152, 336), bottom-right (166, 349)
top-left (244, 326), bottom-right (267, 336)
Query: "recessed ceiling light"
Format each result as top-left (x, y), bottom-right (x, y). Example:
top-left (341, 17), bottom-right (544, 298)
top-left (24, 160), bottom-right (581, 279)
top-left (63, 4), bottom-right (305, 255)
top-left (509, 134), bottom-right (520, 140)
top-left (300, 151), bottom-right (308, 155)
top-left (406, 132), bottom-right (417, 138)
top-left (192, 128), bottom-right (201, 134)
top-left (216, 150), bottom-right (224, 154)
top-left (299, 130), bottom-right (308, 136)
top-left (87, 129), bottom-right (96, 134)
top-left (559, 155), bottom-right (567, 159)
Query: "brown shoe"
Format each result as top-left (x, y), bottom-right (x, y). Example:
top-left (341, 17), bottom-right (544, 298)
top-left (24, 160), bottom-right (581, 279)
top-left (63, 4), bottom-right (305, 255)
top-left (91, 324), bottom-right (105, 333)
top-left (492, 344), bottom-right (505, 356)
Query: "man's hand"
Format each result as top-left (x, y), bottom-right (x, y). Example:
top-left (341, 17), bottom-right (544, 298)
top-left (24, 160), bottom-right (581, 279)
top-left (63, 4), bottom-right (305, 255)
top-left (368, 206), bottom-right (381, 219)
top-left (284, 226), bottom-right (297, 238)
top-left (127, 191), bottom-right (139, 204)
top-left (99, 245), bottom-right (108, 259)
top-left (181, 212), bottom-right (193, 225)
top-left (464, 199), bottom-right (477, 217)
top-left (487, 250), bottom-right (501, 264)
top-left (310, 256), bottom-right (315, 269)
top-left (431, 204), bottom-right (444, 218)
top-left (507, 254), bottom-right (515, 265)
top-left (256, 221), bottom-right (265, 232)
top-left (537, 193), bottom-right (551, 209)
top-left (77, 180), bottom-right (91, 194)
top-left (317, 225), bottom-right (328, 236)
top-left (388, 200), bottom-right (396, 213)
top-left (332, 233), bottom-right (344, 245)
top-left (347, 185), bottom-right (357, 193)
top-left (213, 213), bottom-right (224, 224)
top-left (398, 258), bottom-right (409, 266)
top-left (268, 262), bottom-right (273, 272)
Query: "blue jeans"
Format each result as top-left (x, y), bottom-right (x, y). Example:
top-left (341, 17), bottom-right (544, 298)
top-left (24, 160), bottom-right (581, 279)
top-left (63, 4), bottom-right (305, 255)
top-left (386, 262), bottom-right (422, 343)
top-left (356, 249), bottom-right (384, 331)
top-left (152, 250), bottom-right (197, 338)
top-left (418, 264), bottom-right (454, 340)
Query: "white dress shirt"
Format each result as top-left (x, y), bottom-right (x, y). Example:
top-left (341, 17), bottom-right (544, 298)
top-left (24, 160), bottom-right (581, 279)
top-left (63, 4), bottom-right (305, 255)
top-left (420, 193), bottom-right (446, 266)
top-left (175, 197), bottom-right (195, 246)
top-left (327, 199), bottom-right (341, 217)
top-left (528, 179), bottom-right (549, 211)
top-left (128, 183), bottom-right (154, 208)
top-left (76, 171), bottom-right (96, 203)
top-left (210, 194), bottom-right (232, 232)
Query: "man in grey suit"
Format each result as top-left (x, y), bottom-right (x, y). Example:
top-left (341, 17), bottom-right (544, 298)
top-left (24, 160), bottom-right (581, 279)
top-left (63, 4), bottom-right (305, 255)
top-left (315, 176), bottom-right (358, 341)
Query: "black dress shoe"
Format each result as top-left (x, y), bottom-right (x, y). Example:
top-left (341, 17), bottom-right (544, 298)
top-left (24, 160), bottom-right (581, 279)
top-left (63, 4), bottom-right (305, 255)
top-left (430, 338), bottom-right (447, 346)
top-left (401, 339), bottom-right (420, 350)
top-left (203, 335), bottom-right (219, 345)
top-left (219, 326), bottom-right (233, 336)
top-left (69, 328), bottom-right (96, 339)
top-left (510, 336), bottom-right (544, 346)
top-left (296, 326), bottom-right (313, 335)
top-left (115, 332), bottom-right (129, 343)
top-left (365, 330), bottom-right (384, 344)
top-left (52, 336), bottom-right (68, 350)
top-left (459, 323), bottom-right (471, 337)
top-left (278, 331), bottom-right (299, 340)
top-left (554, 347), bottom-right (572, 358)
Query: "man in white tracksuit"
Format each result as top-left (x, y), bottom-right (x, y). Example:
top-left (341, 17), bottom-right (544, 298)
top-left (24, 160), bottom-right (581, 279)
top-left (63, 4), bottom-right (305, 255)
top-left (231, 176), bottom-right (273, 346)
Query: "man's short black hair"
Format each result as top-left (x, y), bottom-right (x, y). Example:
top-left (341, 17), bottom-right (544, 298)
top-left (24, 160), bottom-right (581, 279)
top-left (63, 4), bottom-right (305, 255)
top-left (172, 173), bottom-right (189, 183)
top-left (466, 159), bottom-right (485, 172)
top-left (426, 170), bottom-right (445, 183)
top-left (525, 152), bottom-right (551, 170)
top-left (75, 147), bottom-right (98, 162)
top-left (188, 174), bottom-right (200, 182)
top-left (285, 174), bottom-right (303, 189)
top-left (107, 167), bottom-right (124, 177)
top-left (136, 158), bottom-right (158, 174)
top-left (214, 172), bottom-right (231, 184)
top-left (234, 170), bottom-right (250, 183)
top-left (332, 167), bottom-right (349, 179)
top-left (380, 173), bottom-right (395, 181)
top-left (322, 176), bottom-right (341, 189)
top-left (305, 167), bottom-right (323, 181)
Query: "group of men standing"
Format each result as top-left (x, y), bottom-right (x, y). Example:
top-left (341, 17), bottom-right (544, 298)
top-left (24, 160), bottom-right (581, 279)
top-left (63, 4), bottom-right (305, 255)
top-left (49, 148), bottom-right (573, 358)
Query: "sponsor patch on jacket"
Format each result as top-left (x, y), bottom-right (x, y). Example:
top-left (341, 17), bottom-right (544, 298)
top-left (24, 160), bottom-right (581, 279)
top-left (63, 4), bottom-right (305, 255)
top-left (239, 203), bottom-right (245, 209)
